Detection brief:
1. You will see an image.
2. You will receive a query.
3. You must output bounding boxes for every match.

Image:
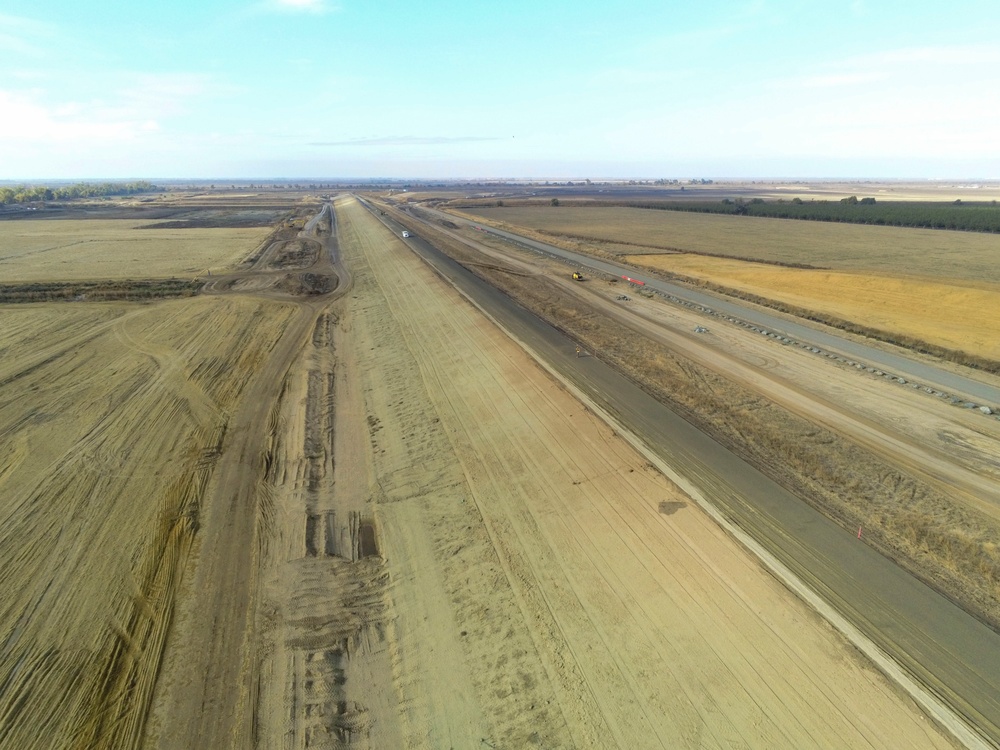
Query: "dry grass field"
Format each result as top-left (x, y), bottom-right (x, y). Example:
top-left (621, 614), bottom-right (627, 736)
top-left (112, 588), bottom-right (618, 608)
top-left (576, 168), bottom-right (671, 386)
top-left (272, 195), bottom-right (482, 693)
top-left (0, 219), bottom-right (271, 282)
top-left (626, 255), bottom-right (1000, 360)
top-left (0, 295), bottom-right (296, 749)
top-left (468, 205), bottom-right (1000, 283)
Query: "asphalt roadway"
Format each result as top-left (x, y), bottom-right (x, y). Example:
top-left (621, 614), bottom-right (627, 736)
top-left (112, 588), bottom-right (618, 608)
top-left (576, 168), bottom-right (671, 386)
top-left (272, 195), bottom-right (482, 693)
top-left (365, 200), bottom-right (1000, 748)
top-left (417, 205), bottom-right (1000, 409)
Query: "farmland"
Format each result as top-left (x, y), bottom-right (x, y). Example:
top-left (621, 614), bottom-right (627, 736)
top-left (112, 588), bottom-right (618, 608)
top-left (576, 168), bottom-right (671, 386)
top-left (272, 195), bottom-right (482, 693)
top-left (593, 199), bottom-right (1000, 233)
top-left (0, 219), bottom-right (272, 282)
top-left (625, 255), bottom-right (1000, 360)
top-left (3, 188), bottom-right (997, 749)
top-left (0, 296), bottom-right (297, 749)
top-left (467, 205), bottom-right (1000, 281)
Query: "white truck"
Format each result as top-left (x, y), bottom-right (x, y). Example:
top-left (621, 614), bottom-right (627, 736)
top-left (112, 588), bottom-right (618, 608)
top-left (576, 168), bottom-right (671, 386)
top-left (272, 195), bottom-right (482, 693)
top-left (401, 230), bottom-right (410, 238)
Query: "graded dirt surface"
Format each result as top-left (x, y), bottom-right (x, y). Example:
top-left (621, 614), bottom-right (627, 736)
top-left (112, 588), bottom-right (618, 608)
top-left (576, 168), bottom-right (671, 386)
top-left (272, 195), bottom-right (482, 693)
top-left (623, 254), bottom-right (1000, 359)
top-left (3, 192), bottom-right (987, 749)
top-left (407, 205), bottom-right (1000, 608)
top-left (147, 195), bottom-right (958, 749)
top-left (380, 201), bottom-right (1000, 738)
top-left (0, 200), bottom-right (332, 750)
top-left (0, 295), bottom-right (297, 749)
top-left (0, 218), bottom-right (272, 281)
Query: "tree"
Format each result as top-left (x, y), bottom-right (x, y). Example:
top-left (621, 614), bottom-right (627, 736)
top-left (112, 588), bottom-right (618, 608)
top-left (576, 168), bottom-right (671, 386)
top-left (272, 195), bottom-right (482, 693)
top-left (551, 198), bottom-right (560, 206)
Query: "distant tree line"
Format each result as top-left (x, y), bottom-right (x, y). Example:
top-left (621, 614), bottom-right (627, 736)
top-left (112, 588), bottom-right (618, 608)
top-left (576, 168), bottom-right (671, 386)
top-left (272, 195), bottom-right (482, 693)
top-left (0, 181), bottom-right (159, 205)
top-left (625, 197), bottom-right (1000, 233)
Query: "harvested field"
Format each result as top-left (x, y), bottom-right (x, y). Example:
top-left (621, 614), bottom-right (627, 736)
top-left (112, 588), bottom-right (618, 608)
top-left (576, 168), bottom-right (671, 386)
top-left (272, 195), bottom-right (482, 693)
top-left (0, 295), bottom-right (296, 749)
top-left (0, 219), bottom-right (271, 282)
top-left (466, 205), bottom-right (1000, 283)
top-left (625, 254), bottom-right (1000, 360)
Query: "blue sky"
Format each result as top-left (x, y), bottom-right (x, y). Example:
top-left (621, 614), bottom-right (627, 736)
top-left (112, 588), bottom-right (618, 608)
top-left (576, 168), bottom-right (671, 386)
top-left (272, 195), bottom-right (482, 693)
top-left (2, 0), bottom-right (999, 179)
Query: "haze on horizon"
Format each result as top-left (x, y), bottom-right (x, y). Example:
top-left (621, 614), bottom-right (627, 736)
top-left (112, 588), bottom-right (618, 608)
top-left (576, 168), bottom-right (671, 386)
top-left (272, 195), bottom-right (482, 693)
top-left (2, 0), bottom-right (999, 181)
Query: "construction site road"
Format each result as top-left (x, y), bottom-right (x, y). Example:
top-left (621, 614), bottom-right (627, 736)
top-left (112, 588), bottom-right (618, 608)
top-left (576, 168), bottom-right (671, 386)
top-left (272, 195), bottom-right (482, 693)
top-left (371, 201), bottom-right (1000, 748)
top-left (147, 204), bottom-right (345, 750)
top-left (415, 205), bottom-right (1000, 408)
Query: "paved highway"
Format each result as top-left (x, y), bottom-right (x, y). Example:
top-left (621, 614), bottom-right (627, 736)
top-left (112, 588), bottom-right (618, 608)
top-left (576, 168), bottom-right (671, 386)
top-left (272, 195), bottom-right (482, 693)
top-left (417, 205), bottom-right (1000, 408)
top-left (367, 199), bottom-right (1000, 749)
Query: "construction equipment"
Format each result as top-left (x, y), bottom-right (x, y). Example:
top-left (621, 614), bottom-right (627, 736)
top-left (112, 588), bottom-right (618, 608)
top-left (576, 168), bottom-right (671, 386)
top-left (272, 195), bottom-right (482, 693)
top-left (572, 271), bottom-right (584, 280)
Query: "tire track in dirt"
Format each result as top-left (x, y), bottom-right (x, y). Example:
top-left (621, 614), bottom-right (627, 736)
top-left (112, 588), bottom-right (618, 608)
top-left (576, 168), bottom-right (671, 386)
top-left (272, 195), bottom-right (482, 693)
top-left (0, 293), bottom-right (296, 750)
top-left (338, 196), bottom-right (955, 749)
top-left (377, 222), bottom-right (841, 748)
top-left (145, 206), bottom-right (343, 750)
top-left (329, 198), bottom-right (493, 746)
top-left (391, 204), bottom-right (1000, 748)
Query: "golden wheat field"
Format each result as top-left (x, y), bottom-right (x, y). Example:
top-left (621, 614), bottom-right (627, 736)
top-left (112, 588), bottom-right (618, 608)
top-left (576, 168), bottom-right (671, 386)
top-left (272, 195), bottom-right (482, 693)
top-left (0, 219), bottom-right (270, 282)
top-left (0, 295), bottom-right (296, 749)
top-left (626, 254), bottom-right (1000, 360)
top-left (469, 206), bottom-right (1000, 283)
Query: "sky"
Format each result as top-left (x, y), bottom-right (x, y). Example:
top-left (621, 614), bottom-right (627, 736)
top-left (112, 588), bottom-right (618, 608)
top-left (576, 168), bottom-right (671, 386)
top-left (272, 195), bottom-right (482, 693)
top-left (2, 0), bottom-right (1000, 180)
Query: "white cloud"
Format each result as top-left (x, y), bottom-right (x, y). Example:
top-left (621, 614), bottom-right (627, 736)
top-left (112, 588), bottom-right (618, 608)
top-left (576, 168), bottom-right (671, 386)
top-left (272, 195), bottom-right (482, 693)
top-left (114, 73), bottom-right (218, 118)
top-left (270, 0), bottom-right (337, 13)
top-left (310, 135), bottom-right (500, 146)
top-left (0, 13), bottom-right (55, 56)
top-left (0, 74), bottom-right (220, 146)
top-left (0, 89), bottom-right (148, 143)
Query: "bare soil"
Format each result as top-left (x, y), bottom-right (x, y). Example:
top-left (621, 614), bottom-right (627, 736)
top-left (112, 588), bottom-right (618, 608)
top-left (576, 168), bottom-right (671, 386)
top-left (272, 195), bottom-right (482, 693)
top-left (1, 194), bottom-right (970, 749)
top-left (0, 295), bottom-right (297, 749)
top-left (154, 195), bottom-right (954, 749)
top-left (397, 208), bottom-right (1000, 632)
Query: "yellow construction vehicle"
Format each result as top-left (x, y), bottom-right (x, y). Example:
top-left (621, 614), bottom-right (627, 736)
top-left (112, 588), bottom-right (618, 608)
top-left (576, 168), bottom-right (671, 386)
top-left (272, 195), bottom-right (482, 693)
top-left (572, 271), bottom-right (584, 280)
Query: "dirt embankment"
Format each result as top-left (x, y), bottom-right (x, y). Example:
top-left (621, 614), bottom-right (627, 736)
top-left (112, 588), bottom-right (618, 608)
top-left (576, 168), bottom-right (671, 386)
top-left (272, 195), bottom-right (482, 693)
top-left (391, 206), bottom-right (1000, 631)
top-left (241, 195), bottom-right (953, 748)
top-left (0, 278), bottom-right (202, 303)
top-left (144, 204), bottom-right (342, 750)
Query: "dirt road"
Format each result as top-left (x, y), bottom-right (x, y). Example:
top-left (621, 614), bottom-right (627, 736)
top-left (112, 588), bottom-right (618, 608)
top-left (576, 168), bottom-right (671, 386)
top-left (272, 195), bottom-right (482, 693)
top-left (197, 195), bottom-right (954, 748)
top-left (147, 206), bottom-right (341, 749)
top-left (378, 201), bottom-right (1000, 745)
